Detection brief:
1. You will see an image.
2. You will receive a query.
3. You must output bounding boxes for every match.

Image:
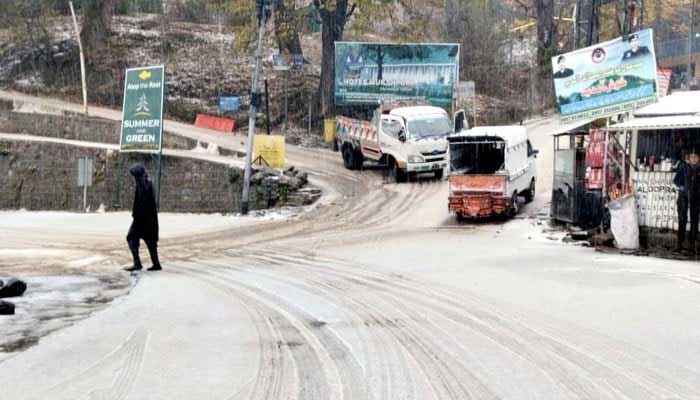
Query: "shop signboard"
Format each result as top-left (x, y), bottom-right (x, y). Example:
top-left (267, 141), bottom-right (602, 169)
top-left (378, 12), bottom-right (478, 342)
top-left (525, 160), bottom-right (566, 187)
top-left (657, 67), bottom-right (672, 97)
top-left (552, 29), bottom-right (658, 124)
top-left (334, 42), bottom-right (460, 107)
top-left (120, 65), bottom-right (165, 152)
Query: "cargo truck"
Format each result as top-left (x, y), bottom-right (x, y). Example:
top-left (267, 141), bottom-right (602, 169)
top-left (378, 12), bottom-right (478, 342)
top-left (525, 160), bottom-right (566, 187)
top-left (336, 102), bottom-right (466, 182)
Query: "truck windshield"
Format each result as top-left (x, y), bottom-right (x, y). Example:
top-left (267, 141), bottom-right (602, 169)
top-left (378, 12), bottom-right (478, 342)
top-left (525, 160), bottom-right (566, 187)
top-left (407, 115), bottom-right (452, 140)
top-left (449, 139), bottom-right (506, 175)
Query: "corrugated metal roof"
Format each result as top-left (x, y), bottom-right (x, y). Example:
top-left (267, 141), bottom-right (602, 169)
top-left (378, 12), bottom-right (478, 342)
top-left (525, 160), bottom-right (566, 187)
top-left (609, 114), bottom-right (700, 130)
top-left (634, 91), bottom-right (700, 116)
top-left (550, 118), bottom-right (597, 135)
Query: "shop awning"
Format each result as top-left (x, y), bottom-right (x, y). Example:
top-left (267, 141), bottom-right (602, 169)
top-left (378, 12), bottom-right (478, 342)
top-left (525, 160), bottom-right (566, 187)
top-left (634, 90), bottom-right (700, 117)
top-left (608, 114), bottom-right (700, 131)
top-left (550, 118), bottom-right (597, 136)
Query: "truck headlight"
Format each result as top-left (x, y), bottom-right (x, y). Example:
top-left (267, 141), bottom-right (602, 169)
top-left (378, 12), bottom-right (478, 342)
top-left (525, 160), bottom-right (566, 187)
top-left (408, 154), bottom-right (425, 163)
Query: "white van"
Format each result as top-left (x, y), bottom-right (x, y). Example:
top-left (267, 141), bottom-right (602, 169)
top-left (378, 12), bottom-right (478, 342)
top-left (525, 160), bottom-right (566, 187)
top-left (447, 126), bottom-right (538, 218)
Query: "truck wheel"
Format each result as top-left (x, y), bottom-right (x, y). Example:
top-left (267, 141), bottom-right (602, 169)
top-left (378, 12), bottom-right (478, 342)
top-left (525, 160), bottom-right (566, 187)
top-left (342, 146), bottom-right (356, 170)
top-left (434, 169), bottom-right (444, 180)
top-left (390, 159), bottom-right (406, 183)
top-left (524, 179), bottom-right (535, 203)
top-left (353, 148), bottom-right (364, 170)
top-left (509, 191), bottom-right (519, 217)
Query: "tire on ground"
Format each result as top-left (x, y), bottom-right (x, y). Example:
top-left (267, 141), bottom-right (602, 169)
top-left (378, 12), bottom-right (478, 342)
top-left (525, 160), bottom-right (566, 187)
top-left (342, 144), bottom-right (356, 170)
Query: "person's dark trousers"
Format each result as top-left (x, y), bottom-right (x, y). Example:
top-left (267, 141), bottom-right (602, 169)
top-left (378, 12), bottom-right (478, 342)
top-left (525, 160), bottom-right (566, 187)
top-left (678, 194), bottom-right (689, 246)
top-left (690, 201), bottom-right (700, 246)
top-left (128, 238), bottom-right (143, 269)
top-left (128, 238), bottom-right (161, 269)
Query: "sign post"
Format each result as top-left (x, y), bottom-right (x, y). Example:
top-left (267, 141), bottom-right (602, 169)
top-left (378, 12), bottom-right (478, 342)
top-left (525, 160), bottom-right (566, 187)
top-left (455, 81), bottom-right (476, 126)
top-left (77, 157), bottom-right (93, 212)
top-left (119, 65), bottom-right (165, 208)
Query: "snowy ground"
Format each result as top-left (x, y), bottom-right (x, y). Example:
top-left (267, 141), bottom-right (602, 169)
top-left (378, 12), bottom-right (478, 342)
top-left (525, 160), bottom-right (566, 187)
top-left (3, 93), bottom-right (700, 399)
top-left (0, 208), bottom-right (303, 362)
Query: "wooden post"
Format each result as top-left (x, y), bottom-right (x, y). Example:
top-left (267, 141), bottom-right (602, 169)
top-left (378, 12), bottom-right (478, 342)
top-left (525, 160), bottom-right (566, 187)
top-left (69, 2), bottom-right (88, 115)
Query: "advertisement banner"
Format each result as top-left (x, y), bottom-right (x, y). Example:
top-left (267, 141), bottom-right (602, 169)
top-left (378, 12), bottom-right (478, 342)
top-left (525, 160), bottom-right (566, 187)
top-left (552, 29), bottom-right (658, 123)
top-left (334, 42), bottom-right (459, 107)
top-left (253, 135), bottom-right (286, 169)
top-left (120, 65), bottom-right (165, 152)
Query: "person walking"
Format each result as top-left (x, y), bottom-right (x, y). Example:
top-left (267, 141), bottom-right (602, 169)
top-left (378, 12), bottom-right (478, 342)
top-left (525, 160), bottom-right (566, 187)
top-left (674, 149), bottom-right (700, 252)
top-left (124, 164), bottom-right (162, 272)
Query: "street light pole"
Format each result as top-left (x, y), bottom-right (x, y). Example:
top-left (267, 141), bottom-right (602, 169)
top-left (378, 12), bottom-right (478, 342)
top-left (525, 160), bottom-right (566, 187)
top-left (69, 2), bottom-right (88, 115)
top-left (688, 0), bottom-right (697, 85)
top-left (241, 1), bottom-right (269, 215)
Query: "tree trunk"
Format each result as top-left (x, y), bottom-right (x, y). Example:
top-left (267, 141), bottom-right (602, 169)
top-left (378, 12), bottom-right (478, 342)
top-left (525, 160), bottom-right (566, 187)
top-left (274, 0), bottom-right (303, 56)
top-left (318, 0), bottom-right (351, 117)
top-left (536, 0), bottom-right (557, 110)
top-left (80, 0), bottom-right (113, 56)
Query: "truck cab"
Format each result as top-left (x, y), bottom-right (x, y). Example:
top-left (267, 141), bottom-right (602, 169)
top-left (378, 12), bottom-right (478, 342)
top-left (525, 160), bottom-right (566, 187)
top-left (337, 104), bottom-right (463, 182)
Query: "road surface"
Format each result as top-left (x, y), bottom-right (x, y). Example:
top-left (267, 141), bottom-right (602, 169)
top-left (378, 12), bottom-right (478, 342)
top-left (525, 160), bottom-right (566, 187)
top-left (1, 92), bottom-right (700, 399)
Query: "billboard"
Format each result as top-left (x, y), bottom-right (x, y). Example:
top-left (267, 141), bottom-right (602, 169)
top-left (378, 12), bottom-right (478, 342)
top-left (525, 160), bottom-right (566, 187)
top-left (335, 42), bottom-right (459, 107)
top-left (120, 65), bottom-right (165, 152)
top-left (553, 29), bottom-right (658, 123)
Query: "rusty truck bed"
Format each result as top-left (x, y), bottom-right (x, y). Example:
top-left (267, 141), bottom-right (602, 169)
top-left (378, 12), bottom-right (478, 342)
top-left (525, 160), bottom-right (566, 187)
top-left (448, 174), bottom-right (511, 218)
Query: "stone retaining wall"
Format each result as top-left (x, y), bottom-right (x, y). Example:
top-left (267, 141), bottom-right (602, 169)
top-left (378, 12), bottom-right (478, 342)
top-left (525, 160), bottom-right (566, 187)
top-left (0, 139), bottom-right (319, 213)
top-left (0, 109), bottom-right (197, 151)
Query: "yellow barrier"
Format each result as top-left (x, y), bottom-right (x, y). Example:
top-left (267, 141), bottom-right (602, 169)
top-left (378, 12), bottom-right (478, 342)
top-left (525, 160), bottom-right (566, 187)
top-left (253, 135), bottom-right (285, 169)
top-left (324, 118), bottom-right (336, 143)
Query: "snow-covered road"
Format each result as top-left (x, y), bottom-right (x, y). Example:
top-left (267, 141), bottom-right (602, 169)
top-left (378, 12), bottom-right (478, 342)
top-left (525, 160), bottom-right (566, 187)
top-left (1, 92), bottom-right (700, 399)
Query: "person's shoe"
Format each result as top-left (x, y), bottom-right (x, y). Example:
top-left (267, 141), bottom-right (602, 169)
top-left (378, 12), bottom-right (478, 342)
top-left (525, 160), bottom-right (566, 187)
top-left (147, 264), bottom-right (162, 271)
top-left (124, 265), bottom-right (143, 272)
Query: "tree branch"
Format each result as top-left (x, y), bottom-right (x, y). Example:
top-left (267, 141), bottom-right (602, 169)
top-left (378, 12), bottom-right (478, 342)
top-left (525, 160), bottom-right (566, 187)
top-left (346, 3), bottom-right (357, 19)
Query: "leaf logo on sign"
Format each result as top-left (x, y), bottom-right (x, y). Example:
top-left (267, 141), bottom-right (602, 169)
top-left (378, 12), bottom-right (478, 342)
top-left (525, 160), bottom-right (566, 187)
top-left (134, 93), bottom-right (151, 116)
top-left (138, 70), bottom-right (152, 80)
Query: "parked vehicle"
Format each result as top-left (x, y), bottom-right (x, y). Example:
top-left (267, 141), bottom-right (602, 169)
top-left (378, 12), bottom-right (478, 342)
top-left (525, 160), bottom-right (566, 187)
top-left (447, 126), bottom-right (538, 219)
top-left (336, 103), bottom-right (466, 182)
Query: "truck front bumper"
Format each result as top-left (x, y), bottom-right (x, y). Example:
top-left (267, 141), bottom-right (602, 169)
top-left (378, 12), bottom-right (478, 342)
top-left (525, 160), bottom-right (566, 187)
top-left (406, 161), bottom-right (447, 173)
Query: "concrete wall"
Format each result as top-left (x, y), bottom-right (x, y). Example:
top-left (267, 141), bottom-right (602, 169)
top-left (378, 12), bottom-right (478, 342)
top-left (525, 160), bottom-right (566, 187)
top-left (0, 109), bottom-right (198, 151)
top-left (0, 139), bottom-right (313, 213)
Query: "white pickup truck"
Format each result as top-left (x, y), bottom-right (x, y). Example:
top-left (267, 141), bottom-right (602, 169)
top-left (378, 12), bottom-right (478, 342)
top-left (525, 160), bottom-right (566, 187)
top-left (336, 105), bottom-right (466, 182)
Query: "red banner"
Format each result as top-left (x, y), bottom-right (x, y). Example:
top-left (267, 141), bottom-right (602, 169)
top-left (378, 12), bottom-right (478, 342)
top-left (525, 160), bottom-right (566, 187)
top-left (657, 68), bottom-right (672, 97)
top-left (195, 114), bottom-right (237, 132)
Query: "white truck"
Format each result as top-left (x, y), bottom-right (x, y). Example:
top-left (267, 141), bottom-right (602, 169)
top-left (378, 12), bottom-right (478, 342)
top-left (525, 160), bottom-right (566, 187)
top-left (336, 104), bottom-right (466, 182)
top-left (447, 126), bottom-right (538, 218)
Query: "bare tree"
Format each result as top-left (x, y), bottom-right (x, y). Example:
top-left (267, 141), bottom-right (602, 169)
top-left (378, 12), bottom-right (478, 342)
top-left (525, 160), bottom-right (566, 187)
top-left (80, 0), bottom-right (114, 55)
top-left (314, 0), bottom-right (357, 117)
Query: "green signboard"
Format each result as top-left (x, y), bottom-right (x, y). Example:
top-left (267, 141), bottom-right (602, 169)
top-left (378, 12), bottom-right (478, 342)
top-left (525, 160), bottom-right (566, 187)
top-left (120, 65), bottom-right (165, 152)
top-left (334, 42), bottom-right (460, 107)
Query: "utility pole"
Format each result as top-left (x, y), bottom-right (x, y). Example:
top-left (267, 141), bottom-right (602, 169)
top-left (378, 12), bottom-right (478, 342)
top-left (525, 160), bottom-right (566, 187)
top-left (241, 0), bottom-right (270, 215)
top-left (69, 2), bottom-right (88, 115)
top-left (688, 0), bottom-right (697, 86)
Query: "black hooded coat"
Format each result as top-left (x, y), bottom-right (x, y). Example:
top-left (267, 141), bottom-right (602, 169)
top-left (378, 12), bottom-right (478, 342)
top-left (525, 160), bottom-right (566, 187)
top-left (127, 164), bottom-right (159, 242)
